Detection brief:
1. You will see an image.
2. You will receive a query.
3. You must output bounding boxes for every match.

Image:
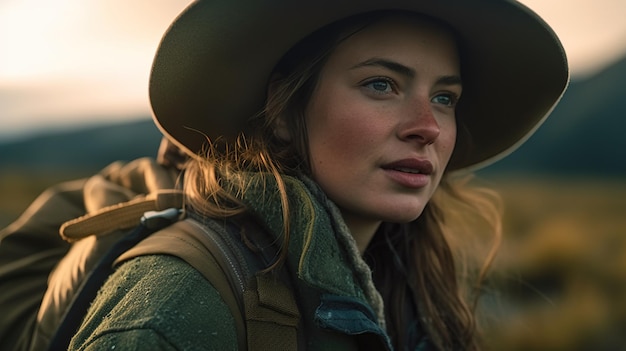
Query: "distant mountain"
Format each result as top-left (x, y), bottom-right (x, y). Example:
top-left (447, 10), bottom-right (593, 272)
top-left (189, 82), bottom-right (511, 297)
top-left (0, 119), bottom-right (162, 173)
top-left (1, 56), bottom-right (625, 178)
top-left (480, 55), bottom-right (626, 178)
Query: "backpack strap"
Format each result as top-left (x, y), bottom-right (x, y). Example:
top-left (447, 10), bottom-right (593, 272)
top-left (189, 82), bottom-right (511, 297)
top-left (116, 218), bottom-right (248, 350)
top-left (115, 215), bottom-right (301, 351)
top-left (46, 208), bottom-right (183, 351)
top-left (59, 190), bottom-right (183, 242)
top-left (244, 274), bottom-right (300, 350)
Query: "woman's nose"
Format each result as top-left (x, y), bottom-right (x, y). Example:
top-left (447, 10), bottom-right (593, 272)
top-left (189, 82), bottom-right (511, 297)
top-left (396, 99), bottom-right (441, 145)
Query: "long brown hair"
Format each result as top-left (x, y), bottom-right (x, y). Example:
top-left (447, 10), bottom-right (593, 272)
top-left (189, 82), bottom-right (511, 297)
top-left (366, 177), bottom-right (502, 350)
top-left (184, 11), bottom-right (502, 351)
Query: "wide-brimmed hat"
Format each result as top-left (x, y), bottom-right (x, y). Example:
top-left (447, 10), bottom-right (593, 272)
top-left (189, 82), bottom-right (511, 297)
top-left (149, 0), bottom-right (568, 171)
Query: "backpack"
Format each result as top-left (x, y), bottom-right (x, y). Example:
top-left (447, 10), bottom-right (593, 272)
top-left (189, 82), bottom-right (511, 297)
top-left (0, 158), bottom-right (300, 351)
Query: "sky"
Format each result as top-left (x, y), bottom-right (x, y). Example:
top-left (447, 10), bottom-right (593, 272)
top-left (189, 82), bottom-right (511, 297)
top-left (1, 0), bottom-right (626, 139)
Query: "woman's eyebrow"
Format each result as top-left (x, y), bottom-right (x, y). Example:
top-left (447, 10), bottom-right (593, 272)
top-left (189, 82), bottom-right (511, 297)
top-left (436, 75), bottom-right (463, 87)
top-left (351, 58), bottom-right (462, 87)
top-left (351, 58), bottom-right (415, 78)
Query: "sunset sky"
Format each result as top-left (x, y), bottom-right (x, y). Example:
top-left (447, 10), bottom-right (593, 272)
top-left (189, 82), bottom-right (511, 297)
top-left (1, 0), bottom-right (626, 139)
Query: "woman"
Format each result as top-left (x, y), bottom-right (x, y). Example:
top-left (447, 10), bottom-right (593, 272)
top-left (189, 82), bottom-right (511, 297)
top-left (70, 1), bottom-right (568, 350)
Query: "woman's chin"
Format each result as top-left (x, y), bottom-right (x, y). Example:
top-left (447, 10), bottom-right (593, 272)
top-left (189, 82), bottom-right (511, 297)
top-left (378, 206), bottom-right (426, 224)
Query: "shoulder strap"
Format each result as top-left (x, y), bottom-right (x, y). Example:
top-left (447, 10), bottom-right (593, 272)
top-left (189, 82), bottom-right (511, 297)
top-left (115, 216), bottom-right (300, 351)
top-left (46, 209), bottom-right (182, 351)
top-left (116, 218), bottom-right (248, 350)
top-left (243, 274), bottom-right (300, 350)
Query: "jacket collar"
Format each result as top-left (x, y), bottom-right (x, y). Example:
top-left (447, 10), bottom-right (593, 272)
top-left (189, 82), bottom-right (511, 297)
top-left (239, 173), bottom-right (386, 328)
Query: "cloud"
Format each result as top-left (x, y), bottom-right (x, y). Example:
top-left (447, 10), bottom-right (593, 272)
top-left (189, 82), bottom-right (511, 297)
top-left (519, 0), bottom-right (626, 76)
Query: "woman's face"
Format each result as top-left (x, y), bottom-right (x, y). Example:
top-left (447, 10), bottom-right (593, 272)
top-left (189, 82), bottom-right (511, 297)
top-left (304, 15), bottom-right (461, 232)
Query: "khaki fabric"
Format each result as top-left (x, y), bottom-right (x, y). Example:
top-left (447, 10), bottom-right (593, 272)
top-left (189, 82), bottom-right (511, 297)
top-left (0, 179), bottom-right (85, 351)
top-left (0, 157), bottom-right (179, 351)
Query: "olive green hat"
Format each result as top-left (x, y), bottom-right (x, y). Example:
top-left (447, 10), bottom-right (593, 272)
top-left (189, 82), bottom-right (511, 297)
top-left (149, 0), bottom-right (569, 171)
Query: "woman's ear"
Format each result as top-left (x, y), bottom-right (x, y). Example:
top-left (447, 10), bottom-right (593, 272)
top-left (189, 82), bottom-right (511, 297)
top-left (274, 118), bottom-right (292, 141)
top-left (267, 73), bottom-right (292, 142)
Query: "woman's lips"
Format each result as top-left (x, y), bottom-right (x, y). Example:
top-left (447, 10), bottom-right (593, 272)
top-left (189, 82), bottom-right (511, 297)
top-left (381, 158), bottom-right (433, 188)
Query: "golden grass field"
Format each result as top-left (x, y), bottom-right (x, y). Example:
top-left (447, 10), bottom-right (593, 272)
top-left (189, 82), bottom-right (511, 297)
top-left (1, 171), bottom-right (625, 350)
top-left (482, 176), bottom-right (626, 351)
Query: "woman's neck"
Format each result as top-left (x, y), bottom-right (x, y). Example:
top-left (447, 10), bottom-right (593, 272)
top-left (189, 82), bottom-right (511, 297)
top-left (340, 213), bottom-right (382, 254)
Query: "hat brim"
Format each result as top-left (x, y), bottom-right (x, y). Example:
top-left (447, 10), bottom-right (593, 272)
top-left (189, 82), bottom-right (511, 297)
top-left (149, 0), bottom-right (569, 171)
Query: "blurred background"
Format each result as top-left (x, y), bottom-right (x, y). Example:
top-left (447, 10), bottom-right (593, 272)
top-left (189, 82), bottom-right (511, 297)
top-left (1, 1), bottom-right (625, 350)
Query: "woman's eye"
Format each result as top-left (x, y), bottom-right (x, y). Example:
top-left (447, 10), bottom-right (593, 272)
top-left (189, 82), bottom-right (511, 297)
top-left (363, 78), bottom-right (394, 94)
top-left (431, 93), bottom-right (458, 107)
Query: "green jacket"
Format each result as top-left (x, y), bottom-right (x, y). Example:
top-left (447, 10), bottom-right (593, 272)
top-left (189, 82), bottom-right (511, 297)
top-left (70, 175), bottom-right (436, 351)
top-left (69, 175), bottom-right (421, 350)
